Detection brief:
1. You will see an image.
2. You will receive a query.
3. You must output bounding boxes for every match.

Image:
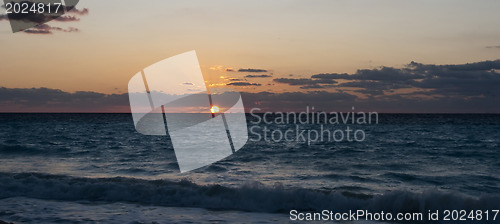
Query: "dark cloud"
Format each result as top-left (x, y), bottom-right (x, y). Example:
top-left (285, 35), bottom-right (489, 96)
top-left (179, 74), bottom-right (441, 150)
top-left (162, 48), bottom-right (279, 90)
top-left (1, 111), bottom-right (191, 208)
top-left (241, 91), bottom-right (359, 112)
top-left (55, 15), bottom-right (80, 22)
top-left (225, 68), bottom-right (235, 72)
top-left (23, 28), bottom-right (51, 34)
top-left (238, 68), bottom-right (267, 73)
top-left (239, 90), bottom-right (500, 113)
top-left (338, 81), bottom-right (411, 95)
top-left (312, 67), bottom-right (424, 81)
top-left (1, 12), bottom-right (55, 24)
top-left (292, 60), bottom-right (500, 97)
top-left (299, 84), bottom-right (327, 89)
top-left (24, 24), bottom-right (79, 34)
top-left (66, 7), bottom-right (89, 15)
top-left (0, 4), bottom-right (88, 34)
top-left (353, 88), bottom-right (385, 96)
top-left (403, 60), bottom-right (500, 97)
top-left (0, 60), bottom-right (499, 113)
top-left (273, 78), bottom-right (337, 86)
top-left (0, 87), bottom-right (129, 113)
top-left (486, 46), bottom-right (500, 49)
top-left (226, 82), bottom-right (262, 86)
top-left (1, 10), bottom-right (84, 23)
top-left (244, 74), bottom-right (272, 78)
top-left (311, 73), bottom-right (350, 79)
top-left (0, 84), bottom-right (498, 113)
top-left (408, 60), bottom-right (500, 72)
top-left (276, 67), bottom-right (419, 90)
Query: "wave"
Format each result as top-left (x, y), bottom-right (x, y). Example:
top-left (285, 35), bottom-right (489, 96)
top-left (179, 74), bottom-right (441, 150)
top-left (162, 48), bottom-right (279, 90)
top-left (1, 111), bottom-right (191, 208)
top-left (0, 144), bottom-right (46, 155)
top-left (0, 172), bottom-right (498, 214)
top-left (0, 143), bottom-right (70, 156)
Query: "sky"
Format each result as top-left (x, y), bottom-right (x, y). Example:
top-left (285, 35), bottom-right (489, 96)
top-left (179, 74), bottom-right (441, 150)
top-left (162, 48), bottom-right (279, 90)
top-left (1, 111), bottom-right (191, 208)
top-left (0, 0), bottom-right (499, 112)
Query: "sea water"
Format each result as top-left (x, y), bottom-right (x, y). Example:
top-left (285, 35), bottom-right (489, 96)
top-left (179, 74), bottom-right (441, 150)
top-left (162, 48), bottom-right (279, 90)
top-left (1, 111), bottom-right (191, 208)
top-left (0, 114), bottom-right (498, 223)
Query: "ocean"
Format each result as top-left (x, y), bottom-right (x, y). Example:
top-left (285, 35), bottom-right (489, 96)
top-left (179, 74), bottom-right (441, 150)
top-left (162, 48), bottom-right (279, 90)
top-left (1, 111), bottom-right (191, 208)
top-left (0, 113), bottom-right (499, 223)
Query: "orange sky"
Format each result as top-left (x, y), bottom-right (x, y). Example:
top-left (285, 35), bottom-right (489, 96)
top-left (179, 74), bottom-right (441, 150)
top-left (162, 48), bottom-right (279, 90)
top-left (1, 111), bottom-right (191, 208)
top-left (1, 0), bottom-right (500, 95)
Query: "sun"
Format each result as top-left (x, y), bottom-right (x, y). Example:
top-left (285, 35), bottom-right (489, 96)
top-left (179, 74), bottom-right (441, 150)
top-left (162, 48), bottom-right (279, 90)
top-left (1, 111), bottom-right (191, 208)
top-left (210, 106), bottom-right (220, 113)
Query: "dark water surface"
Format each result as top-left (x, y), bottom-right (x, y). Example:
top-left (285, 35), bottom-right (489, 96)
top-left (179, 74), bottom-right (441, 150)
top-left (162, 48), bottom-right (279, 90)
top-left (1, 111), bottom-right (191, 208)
top-left (0, 113), bottom-right (498, 223)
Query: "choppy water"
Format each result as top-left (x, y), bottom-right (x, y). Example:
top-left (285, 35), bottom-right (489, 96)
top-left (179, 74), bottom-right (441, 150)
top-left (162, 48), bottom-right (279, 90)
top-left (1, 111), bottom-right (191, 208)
top-left (0, 113), bottom-right (499, 223)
